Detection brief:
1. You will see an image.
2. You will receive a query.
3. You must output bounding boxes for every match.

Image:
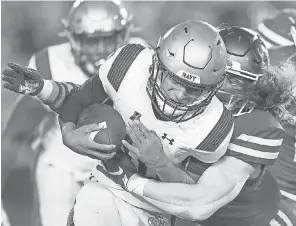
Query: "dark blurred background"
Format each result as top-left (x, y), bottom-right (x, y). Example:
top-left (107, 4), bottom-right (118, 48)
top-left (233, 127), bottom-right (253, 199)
top-left (2, 1), bottom-right (296, 226)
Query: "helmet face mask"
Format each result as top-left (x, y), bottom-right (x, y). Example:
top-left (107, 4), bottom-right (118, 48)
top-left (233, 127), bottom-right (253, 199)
top-left (68, 28), bottom-right (129, 74)
top-left (218, 26), bottom-right (270, 116)
top-left (147, 21), bottom-right (228, 123)
top-left (62, 0), bottom-right (132, 76)
top-left (147, 53), bottom-right (217, 122)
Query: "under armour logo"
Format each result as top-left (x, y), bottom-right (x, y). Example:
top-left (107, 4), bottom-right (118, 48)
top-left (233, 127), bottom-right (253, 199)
top-left (161, 133), bottom-right (174, 145)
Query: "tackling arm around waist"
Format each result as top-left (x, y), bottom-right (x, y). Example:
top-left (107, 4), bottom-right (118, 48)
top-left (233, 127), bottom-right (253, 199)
top-left (130, 156), bottom-right (254, 221)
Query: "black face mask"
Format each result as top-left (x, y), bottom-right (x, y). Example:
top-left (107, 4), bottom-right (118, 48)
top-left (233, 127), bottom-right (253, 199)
top-left (147, 54), bottom-right (221, 123)
top-left (70, 29), bottom-right (127, 76)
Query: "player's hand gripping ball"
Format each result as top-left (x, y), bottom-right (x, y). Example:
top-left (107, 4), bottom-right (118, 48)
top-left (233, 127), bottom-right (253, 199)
top-left (77, 103), bottom-right (126, 153)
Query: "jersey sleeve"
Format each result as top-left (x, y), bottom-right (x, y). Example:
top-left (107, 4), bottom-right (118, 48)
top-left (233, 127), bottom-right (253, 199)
top-left (225, 126), bottom-right (285, 165)
top-left (56, 74), bottom-right (109, 124)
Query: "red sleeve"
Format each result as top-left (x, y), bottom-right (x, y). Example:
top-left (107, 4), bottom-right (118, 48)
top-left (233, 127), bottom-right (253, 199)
top-left (225, 126), bottom-right (286, 165)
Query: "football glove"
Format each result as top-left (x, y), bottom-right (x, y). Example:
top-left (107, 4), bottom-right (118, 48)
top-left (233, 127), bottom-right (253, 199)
top-left (95, 151), bottom-right (148, 194)
top-left (2, 63), bottom-right (44, 96)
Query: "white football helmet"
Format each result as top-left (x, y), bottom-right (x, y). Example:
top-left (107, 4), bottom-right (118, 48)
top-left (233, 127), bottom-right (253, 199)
top-left (61, 0), bottom-right (134, 76)
top-left (147, 20), bottom-right (228, 122)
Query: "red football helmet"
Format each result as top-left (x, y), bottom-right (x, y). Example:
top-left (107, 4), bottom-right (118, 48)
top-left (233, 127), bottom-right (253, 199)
top-left (147, 20), bottom-right (228, 122)
top-left (61, 0), bottom-right (133, 76)
top-left (218, 26), bottom-right (270, 116)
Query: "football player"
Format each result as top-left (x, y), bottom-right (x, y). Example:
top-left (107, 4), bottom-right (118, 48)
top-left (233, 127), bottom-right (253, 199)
top-left (258, 8), bottom-right (296, 215)
top-left (2, 20), bottom-right (235, 226)
top-left (90, 26), bottom-right (296, 226)
top-left (1, 1), bottom-right (144, 226)
top-left (93, 26), bottom-right (296, 226)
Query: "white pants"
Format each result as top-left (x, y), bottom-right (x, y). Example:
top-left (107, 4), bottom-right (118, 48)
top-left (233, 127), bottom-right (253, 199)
top-left (33, 122), bottom-right (98, 226)
top-left (69, 181), bottom-right (172, 226)
top-left (35, 157), bottom-right (82, 226)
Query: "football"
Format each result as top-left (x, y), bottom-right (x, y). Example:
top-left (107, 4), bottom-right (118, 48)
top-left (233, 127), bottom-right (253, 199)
top-left (77, 103), bottom-right (126, 153)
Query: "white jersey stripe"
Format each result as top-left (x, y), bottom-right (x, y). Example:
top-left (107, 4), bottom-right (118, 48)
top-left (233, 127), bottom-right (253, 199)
top-left (280, 190), bottom-right (296, 201)
top-left (228, 143), bottom-right (279, 159)
top-left (37, 80), bottom-right (54, 101)
top-left (278, 210), bottom-right (293, 226)
top-left (269, 218), bottom-right (282, 226)
top-left (237, 134), bottom-right (283, 146)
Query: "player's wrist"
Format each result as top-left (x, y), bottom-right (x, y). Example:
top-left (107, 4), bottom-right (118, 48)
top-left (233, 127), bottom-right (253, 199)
top-left (148, 155), bottom-right (170, 170)
top-left (36, 79), bottom-right (52, 99)
top-left (31, 77), bottom-right (44, 96)
top-left (126, 173), bottom-right (149, 196)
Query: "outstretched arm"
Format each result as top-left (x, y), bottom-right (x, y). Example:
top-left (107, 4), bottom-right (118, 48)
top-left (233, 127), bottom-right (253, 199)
top-left (97, 152), bottom-right (254, 221)
top-left (131, 156), bottom-right (254, 221)
top-left (36, 79), bottom-right (79, 112)
top-left (2, 63), bottom-right (79, 113)
top-left (2, 61), bottom-right (116, 160)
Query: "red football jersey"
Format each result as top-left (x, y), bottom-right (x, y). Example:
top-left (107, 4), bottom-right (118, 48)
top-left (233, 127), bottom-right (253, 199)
top-left (201, 109), bottom-right (285, 226)
top-left (269, 123), bottom-right (296, 198)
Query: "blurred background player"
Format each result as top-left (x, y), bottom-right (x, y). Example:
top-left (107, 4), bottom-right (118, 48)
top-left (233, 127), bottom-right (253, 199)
top-left (1, 1), bottom-right (145, 226)
top-left (257, 8), bottom-right (296, 216)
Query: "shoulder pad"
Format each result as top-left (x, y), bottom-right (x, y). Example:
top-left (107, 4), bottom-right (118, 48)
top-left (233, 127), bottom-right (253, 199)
top-left (233, 109), bottom-right (282, 137)
top-left (107, 44), bottom-right (146, 91)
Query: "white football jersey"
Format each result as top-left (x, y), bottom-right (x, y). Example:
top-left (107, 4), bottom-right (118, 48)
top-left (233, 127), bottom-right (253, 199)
top-left (97, 43), bottom-right (234, 179)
